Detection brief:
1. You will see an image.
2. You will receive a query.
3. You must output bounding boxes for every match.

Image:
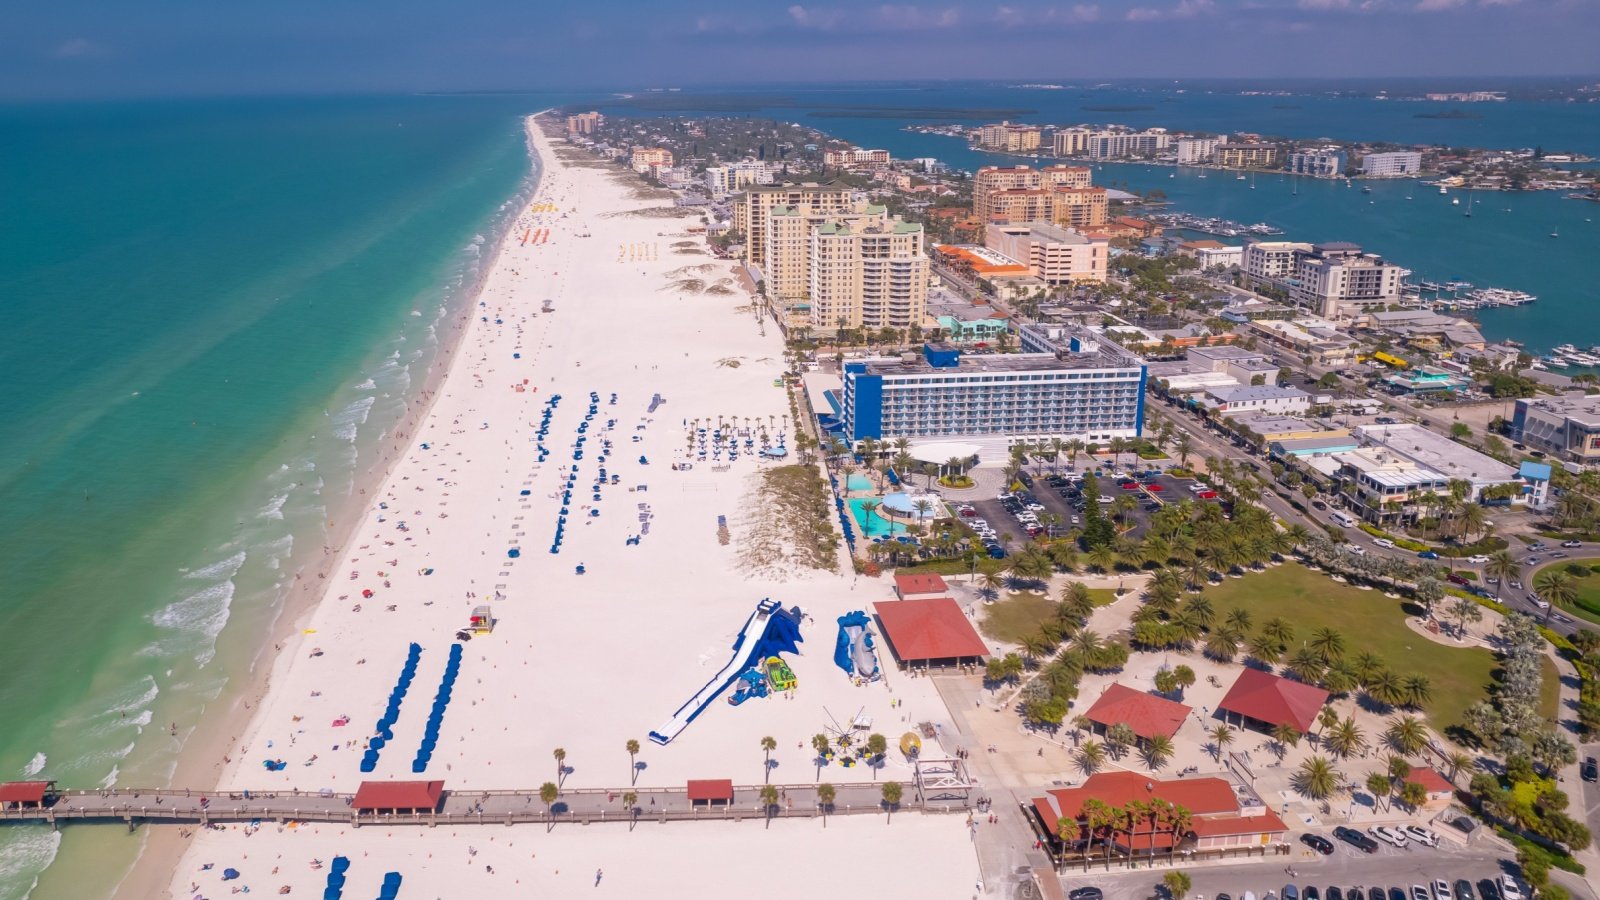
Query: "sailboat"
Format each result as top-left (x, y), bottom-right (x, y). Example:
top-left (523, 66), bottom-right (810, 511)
top-left (1464, 193), bottom-right (1474, 218)
top-left (1551, 227), bottom-right (1560, 238)
top-left (1250, 172), bottom-right (1257, 190)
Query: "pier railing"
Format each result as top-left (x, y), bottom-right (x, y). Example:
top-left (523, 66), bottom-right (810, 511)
top-left (0, 782), bottom-right (971, 831)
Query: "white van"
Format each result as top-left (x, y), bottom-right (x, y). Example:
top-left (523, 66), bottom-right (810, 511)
top-left (1331, 510), bottom-right (1357, 528)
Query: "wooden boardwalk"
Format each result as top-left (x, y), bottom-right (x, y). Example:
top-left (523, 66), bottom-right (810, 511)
top-left (0, 782), bottom-right (973, 831)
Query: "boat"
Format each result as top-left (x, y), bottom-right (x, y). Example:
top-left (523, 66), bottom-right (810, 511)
top-left (1361, 186), bottom-right (1372, 194)
top-left (1236, 174), bottom-right (1247, 181)
top-left (1464, 192), bottom-right (1474, 217)
top-left (1452, 197), bottom-right (1460, 206)
top-left (1551, 227), bottom-right (1560, 238)
top-left (1439, 185), bottom-right (1448, 194)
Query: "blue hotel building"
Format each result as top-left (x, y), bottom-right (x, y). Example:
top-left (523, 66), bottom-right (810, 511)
top-left (840, 331), bottom-right (1146, 443)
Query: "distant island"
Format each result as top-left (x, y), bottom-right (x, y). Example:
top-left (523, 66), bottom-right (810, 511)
top-left (1415, 109), bottom-right (1483, 120)
top-left (1081, 104), bottom-right (1155, 112)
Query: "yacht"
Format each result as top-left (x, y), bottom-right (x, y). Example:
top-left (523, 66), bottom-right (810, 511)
top-left (1439, 185), bottom-right (1448, 194)
top-left (1551, 227), bottom-right (1560, 238)
top-left (1451, 197), bottom-right (1460, 205)
top-left (1236, 174), bottom-right (1247, 181)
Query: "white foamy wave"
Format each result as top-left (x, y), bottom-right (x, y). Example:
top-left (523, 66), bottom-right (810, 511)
top-left (99, 765), bottom-right (120, 789)
top-left (20, 752), bottom-right (45, 777)
top-left (130, 709), bottom-right (153, 730)
top-left (354, 377), bottom-right (377, 390)
top-left (329, 395), bottom-right (376, 442)
top-left (99, 675), bottom-right (160, 719)
top-left (472, 233), bottom-right (486, 245)
top-left (410, 310), bottom-right (422, 317)
top-left (151, 580), bottom-right (234, 665)
top-left (182, 550), bottom-right (247, 582)
top-left (258, 492), bottom-right (289, 521)
top-left (0, 828), bottom-right (60, 896)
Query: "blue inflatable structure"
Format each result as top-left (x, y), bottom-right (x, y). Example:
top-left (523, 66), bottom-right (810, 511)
top-left (833, 611), bottom-right (881, 681)
top-left (649, 599), bottom-right (803, 745)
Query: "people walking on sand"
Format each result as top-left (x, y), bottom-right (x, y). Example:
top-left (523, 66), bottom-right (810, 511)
top-left (595, 868), bottom-right (603, 886)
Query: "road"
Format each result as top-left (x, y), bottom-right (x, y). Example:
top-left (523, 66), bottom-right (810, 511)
top-left (1056, 841), bottom-right (1586, 900)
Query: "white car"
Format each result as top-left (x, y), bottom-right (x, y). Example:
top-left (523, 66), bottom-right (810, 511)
top-left (1499, 876), bottom-right (1524, 900)
top-left (1433, 881), bottom-right (1452, 900)
top-left (1098, 496), bottom-right (1114, 505)
top-left (1344, 545), bottom-right (1368, 556)
top-left (1402, 825), bottom-right (1438, 847)
top-left (1189, 482), bottom-right (1211, 493)
top-left (1371, 825), bottom-right (1409, 848)
top-left (1373, 538), bottom-right (1396, 549)
top-left (1466, 554), bottom-right (1490, 564)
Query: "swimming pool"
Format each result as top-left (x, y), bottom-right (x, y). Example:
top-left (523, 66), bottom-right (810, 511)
top-left (846, 497), bottom-right (907, 539)
top-left (845, 474), bottom-right (874, 492)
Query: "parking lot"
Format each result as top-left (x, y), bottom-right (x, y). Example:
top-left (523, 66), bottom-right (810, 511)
top-left (951, 466), bottom-right (1204, 559)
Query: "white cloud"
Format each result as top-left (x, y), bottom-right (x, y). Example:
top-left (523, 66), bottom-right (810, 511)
top-left (1415, 0), bottom-right (1467, 9)
top-left (874, 5), bottom-right (961, 28)
top-left (1125, 6), bottom-right (1163, 20)
top-left (52, 37), bottom-right (102, 59)
top-left (1125, 0), bottom-right (1214, 20)
top-left (995, 5), bottom-right (1025, 25)
top-left (1478, 0), bottom-right (1521, 6)
top-left (1044, 4), bottom-right (1103, 22)
top-left (787, 5), bottom-right (844, 28)
top-left (1298, 0), bottom-right (1350, 9)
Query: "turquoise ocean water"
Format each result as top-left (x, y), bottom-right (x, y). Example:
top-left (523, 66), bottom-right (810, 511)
top-left (0, 94), bottom-right (578, 898)
top-left (0, 84), bottom-right (1591, 898)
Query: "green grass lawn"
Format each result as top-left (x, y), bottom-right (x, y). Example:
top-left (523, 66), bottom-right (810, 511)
top-left (1540, 656), bottom-right (1561, 724)
top-left (980, 588), bottom-right (1118, 645)
top-left (1202, 564), bottom-right (1496, 735)
top-left (1546, 559), bottom-right (1600, 626)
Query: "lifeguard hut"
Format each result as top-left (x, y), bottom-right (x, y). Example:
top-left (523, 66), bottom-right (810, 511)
top-left (467, 606), bottom-right (495, 635)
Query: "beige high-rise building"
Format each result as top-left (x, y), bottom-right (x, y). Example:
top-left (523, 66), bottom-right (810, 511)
top-left (1052, 128), bottom-right (1091, 157)
top-left (733, 183), bottom-right (853, 266)
top-left (977, 123), bottom-right (1042, 152)
top-left (1049, 186), bottom-right (1108, 229)
top-left (763, 203), bottom-right (890, 303)
top-left (985, 223), bottom-right (1108, 284)
top-left (629, 147), bottom-right (673, 174)
top-left (1215, 144), bottom-right (1278, 169)
top-left (565, 111), bottom-right (603, 135)
top-left (973, 165), bottom-right (1095, 224)
top-left (809, 217), bottom-right (928, 332)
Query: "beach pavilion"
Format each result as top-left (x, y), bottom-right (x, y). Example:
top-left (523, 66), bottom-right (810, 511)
top-left (0, 781), bottom-right (55, 810)
top-left (1215, 668), bottom-right (1329, 734)
top-left (686, 779), bottom-right (734, 807)
top-left (872, 598), bottom-right (988, 669)
top-left (351, 780), bottom-right (446, 815)
top-left (1081, 683), bottom-right (1190, 744)
top-left (893, 572), bottom-right (949, 601)
top-left (907, 440), bottom-right (981, 477)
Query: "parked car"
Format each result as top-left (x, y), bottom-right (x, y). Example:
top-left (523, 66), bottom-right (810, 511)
top-left (1498, 876), bottom-right (1524, 900)
top-left (1197, 490), bottom-right (1220, 500)
top-left (1582, 756), bottom-right (1597, 783)
top-left (1453, 881), bottom-right (1475, 900)
top-left (1300, 833), bottom-right (1334, 855)
top-left (1411, 888), bottom-right (1429, 900)
top-left (1371, 825), bottom-right (1409, 848)
top-left (1068, 889), bottom-right (1104, 900)
top-left (1434, 880), bottom-right (1453, 900)
top-left (1403, 825), bottom-right (1438, 847)
top-left (1477, 880), bottom-right (1501, 900)
top-left (1329, 888), bottom-right (1344, 900)
top-left (1333, 825), bottom-right (1378, 853)
top-left (1306, 889), bottom-right (1320, 900)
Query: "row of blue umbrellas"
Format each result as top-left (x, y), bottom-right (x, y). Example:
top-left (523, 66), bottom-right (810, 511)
top-left (322, 856), bottom-right (350, 900)
top-left (411, 643), bottom-right (464, 773)
top-left (359, 643), bottom-right (422, 773)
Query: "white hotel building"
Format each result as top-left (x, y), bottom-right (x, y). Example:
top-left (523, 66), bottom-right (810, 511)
top-left (839, 330), bottom-right (1146, 444)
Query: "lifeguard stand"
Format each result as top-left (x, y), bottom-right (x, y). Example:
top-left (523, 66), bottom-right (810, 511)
top-left (467, 606), bottom-right (495, 635)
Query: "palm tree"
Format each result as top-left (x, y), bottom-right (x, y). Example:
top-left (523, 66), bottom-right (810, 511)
top-left (1535, 568), bottom-right (1577, 623)
top-left (1066, 439), bottom-right (1085, 469)
top-left (1307, 627), bottom-right (1346, 665)
top-left (539, 781), bottom-right (559, 830)
top-left (1175, 433), bottom-right (1193, 467)
top-left (1208, 724), bottom-right (1234, 762)
top-left (1272, 723), bottom-right (1301, 758)
top-left (1486, 550), bottom-right (1521, 599)
top-left (553, 747), bottom-right (567, 785)
top-left (1144, 735), bottom-right (1175, 770)
top-left (1401, 674), bottom-right (1433, 710)
top-left (1295, 755), bottom-right (1338, 801)
top-left (1224, 607), bottom-right (1253, 635)
top-left (881, 781), bottom-right (903, 823)
top-left (1325, 718), bottom-right (1367, 759)
top-left (1387, 715), bottom-right (1428, 756)
top-left (817, 782), bottom-right (837, 828)
top-left (1366, 668), bottom-right (1405, 708)
top-left (811, 733), bottom-right (832, 780)
top-left (626, 738), bottom-right (641, 785)
top-left (1444, 750), bottom-right (1476, 784)
top-left (759, 784), bottom-right (780, 828)
top-left (622, 790), bottom-right (639, 831)
top-left (1365, 771), bottom-right (1393, 812)
top-left (760, 735), bottom-right (777, 783)
top-left (1076, 739), bottom-right (1106, 774)
top-left (1088, 543), bottom-right (1116, 574)
top-left (1204, 629), bottom-right (1240, 663)
top-left (1106, 723), bottom-right (1136, 759)
top-left (1262, 617), bottom-right (1295, 650)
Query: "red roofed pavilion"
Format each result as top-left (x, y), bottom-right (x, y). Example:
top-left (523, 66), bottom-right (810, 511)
top-left (1083, 683), bottom-right (1191, 742)
top-left (1026, 771), bottom-right (1288, 861)
top-left (686, 779), bottom-right (734, 806)
top-left (893, 572), bottom-right (949, 600)
top-left (0, 781), bottom-right (54, 809)
top-left (351, 780), bottom-right (445, 813)
top-left (873, 598), bottom-right (989, 668)
top-left (1217, 668), bottom-right (1329, 733)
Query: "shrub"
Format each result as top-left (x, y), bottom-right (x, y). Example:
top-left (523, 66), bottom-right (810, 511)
top-left (1497, 827), bottom-right (1587, 876)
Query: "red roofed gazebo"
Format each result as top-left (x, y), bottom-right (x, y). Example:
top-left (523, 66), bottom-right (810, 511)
top-left (1083, 683), bottom-right (1191, 742)
top-left (1217, 669), bottom-right (1329, 733)
top-left (873, 598), bottom-right (989, 668)
top-left (0, 781), bottom-right (54, 809)
top-left (893, 572), bottom-right (949, 601)
top-left (686, 779), bottom-right (734, 806)
top-left (351, 780), bottom-right (445, 813)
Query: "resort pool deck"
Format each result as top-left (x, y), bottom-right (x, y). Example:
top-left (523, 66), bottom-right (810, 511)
top-left (845, 474), bottom-right (874, 492)
top-left (846, 496), bottom-right (907, 539)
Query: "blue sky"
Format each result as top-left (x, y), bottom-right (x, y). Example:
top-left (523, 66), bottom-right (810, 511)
top-left (4, 0), bottom-right (1597, 98)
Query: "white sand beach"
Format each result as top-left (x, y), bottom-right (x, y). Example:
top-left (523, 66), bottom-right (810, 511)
top-left (158, 114), bottom-right (978, 898)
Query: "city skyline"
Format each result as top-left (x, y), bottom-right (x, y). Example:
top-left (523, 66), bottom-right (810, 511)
top-left (5, 0), bottom-right (1599, 99)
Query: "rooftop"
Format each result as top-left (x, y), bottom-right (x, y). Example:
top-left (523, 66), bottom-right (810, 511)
top-left (872, 598), bottom-right (989, 663)
top-left (1082, 683), bottom-right (1190, 741)
top-left (1356, 424), bottom-right (1518, 485)
top-left (893, 572), bottom-right (949, 597)
top-left (856, 350), bottom-right (1136, 378)
top-left (1520, 394), bottom-right (1600, 428)
top-left (1206, 385), bottom-right (1310, 403)
top-left (1217, 668), bottom-right (1329, 732)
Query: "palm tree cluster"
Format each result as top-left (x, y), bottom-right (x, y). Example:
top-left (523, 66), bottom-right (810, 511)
top-left (1055, 796), bottom-right (1195, 865)
top-left (1012, 584), bottom-right (1132, 731)
top-left (1462, 612), bottom-right (1576, 771)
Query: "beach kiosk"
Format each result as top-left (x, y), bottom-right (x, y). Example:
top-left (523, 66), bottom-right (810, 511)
top-left (351, 780), bottom-right (446, 816)
top-left (0, 781), bottom-right (54, 810)
top-left (467, 606), bottom-right (495, 635)
top-left (686, 779), bottom-right (734, 808)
